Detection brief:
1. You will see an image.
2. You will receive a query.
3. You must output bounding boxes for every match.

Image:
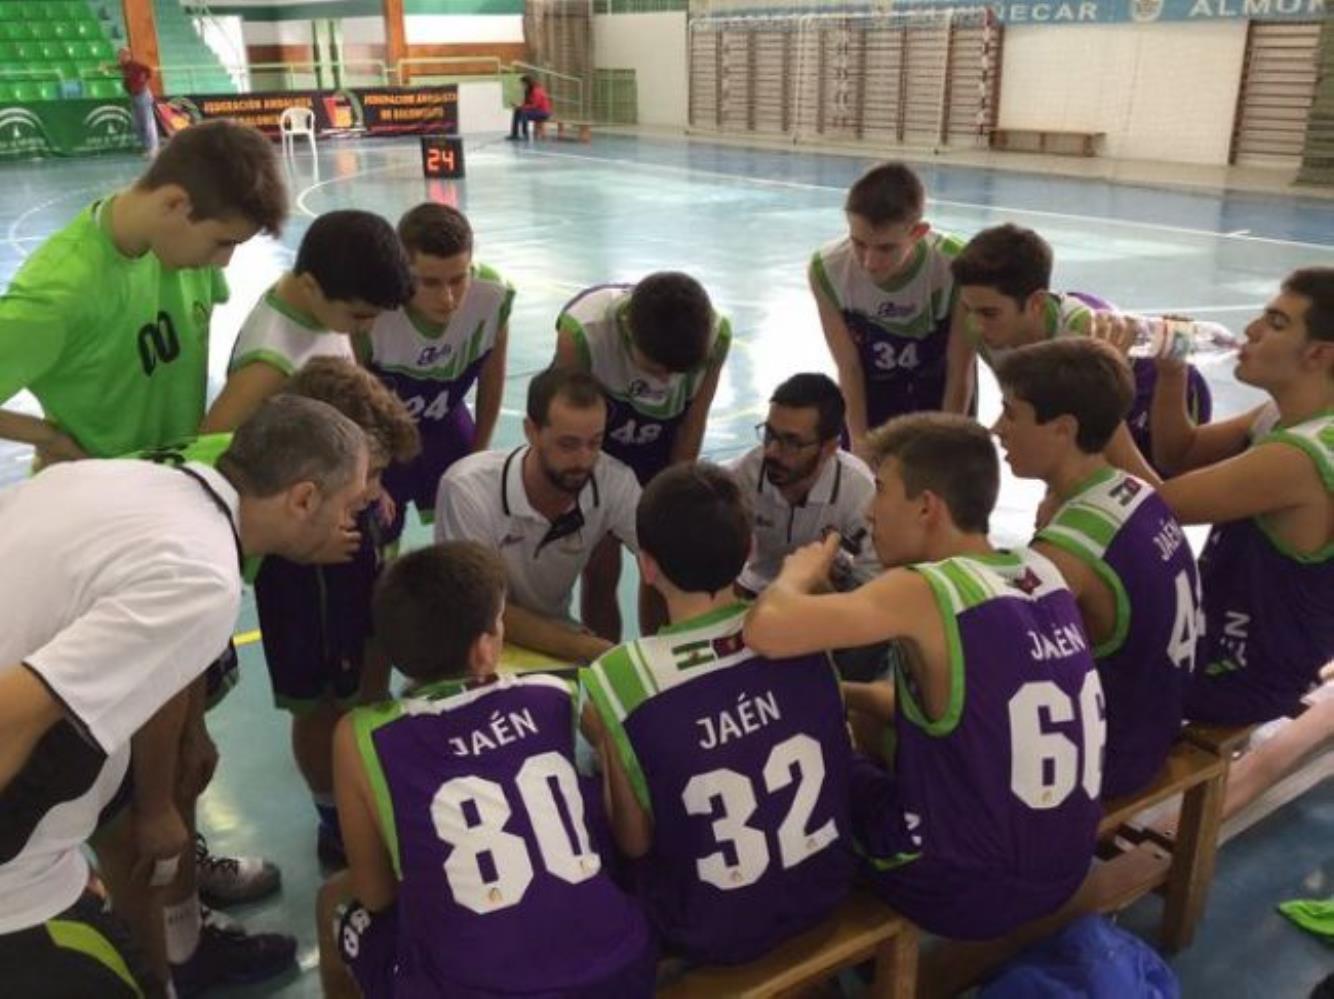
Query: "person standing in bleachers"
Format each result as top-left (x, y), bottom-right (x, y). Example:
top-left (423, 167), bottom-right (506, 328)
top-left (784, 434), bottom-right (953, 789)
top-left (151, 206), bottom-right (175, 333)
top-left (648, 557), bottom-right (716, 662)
top-left (116, 47), bottom-right (157, 156)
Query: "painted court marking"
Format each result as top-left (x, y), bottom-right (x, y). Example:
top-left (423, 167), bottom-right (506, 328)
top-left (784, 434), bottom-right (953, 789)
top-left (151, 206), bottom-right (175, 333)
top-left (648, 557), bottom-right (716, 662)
top-left (522, 146), bottom-right (1334, 254)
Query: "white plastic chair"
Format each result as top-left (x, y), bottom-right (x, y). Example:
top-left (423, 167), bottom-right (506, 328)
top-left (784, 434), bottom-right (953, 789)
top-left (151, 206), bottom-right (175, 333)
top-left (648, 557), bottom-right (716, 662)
top-left (279, 106), bottom-right (316, 159)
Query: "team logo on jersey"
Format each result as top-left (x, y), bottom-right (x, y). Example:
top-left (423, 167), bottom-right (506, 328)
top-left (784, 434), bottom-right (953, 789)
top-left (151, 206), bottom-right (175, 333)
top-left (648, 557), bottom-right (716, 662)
top-left (417, 343), bottom-right (454, 366)
top-left (1109, 477), bottom-right (1143, 505)
top-left (1131, 0), bottom-right (1163, 21)
top-left (627, 379), bottom-right (654, 399)
top-left (1008, 567), bottom-right (1043, 596)
top-left (875, 301), bottom-right (916, 320)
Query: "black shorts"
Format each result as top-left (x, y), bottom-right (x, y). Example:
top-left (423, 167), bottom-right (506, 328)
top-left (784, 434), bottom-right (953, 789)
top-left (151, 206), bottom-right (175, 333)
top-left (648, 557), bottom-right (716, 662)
top-left (0, 890), bottom-right (159, 998)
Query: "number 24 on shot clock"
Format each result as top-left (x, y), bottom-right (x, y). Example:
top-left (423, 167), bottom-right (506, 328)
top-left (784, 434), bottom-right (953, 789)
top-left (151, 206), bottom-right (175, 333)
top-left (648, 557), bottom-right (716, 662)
top-left (420, 134), bottom-right (465, 178)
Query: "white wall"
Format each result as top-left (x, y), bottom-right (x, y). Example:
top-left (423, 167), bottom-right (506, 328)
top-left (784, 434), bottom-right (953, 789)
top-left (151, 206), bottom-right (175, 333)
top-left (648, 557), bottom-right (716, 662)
top-left (997, 22), bottom-right (1248, 165)
top-left (593, 12), bottom-right (688, 128)
top-left (406, 15), bottom-right (523, 44)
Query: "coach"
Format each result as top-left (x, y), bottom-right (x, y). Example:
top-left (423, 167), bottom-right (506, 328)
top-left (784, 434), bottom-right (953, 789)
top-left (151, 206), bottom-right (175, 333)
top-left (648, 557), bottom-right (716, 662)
top-left (435, 368), bottom-right (641, 663)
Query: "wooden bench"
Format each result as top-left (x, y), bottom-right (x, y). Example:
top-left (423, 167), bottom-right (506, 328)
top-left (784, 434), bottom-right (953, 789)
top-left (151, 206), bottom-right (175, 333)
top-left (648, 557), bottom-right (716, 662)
top-left (989, 127), bottom-right (1104, 158)
top-left (660, 891), bottom-right (918, 999)
top-left (920, 723), bottom-right (1252, 997)
top-left (534, 118), bottom-right (592, 143)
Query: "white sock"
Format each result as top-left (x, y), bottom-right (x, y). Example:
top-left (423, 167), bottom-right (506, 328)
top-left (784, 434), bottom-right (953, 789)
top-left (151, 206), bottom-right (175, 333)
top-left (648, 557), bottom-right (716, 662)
top-left (164, 894), bottom-right (203, 965)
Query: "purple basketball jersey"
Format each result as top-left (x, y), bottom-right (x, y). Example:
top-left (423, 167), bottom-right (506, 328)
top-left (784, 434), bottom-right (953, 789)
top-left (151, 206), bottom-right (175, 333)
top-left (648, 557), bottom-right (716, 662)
top-left (844, 310), bottom-right (953, 427)
top-left (1038, 470), bottom-right (1200, 797)
top-left (859, 551), bottom-right (1103, 939)
top-left (1064, 291), bottom-right (1213, 474)
top-left (372, 363), bottom-right (484, 519)
top-left (354, 675), bottom-right (654, 995)
top-left (1186, 410), bottom-right (1334, 725)
top-left (602, 397), bottom-right (686, 486)
top-left (582, 604), bottom-right (855, 964)
top-left (1187, 518), bottom-right (1334, 725)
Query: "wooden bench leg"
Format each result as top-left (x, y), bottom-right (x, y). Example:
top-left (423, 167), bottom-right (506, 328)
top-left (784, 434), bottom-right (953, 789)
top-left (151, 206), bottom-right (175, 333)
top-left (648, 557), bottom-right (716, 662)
top-left (578, 124), bottom-right (591, 142)
top-left (534, 120), bottom-right (547, 140)
top-left (1161, 762), bottom-right (1227, 951)
top-left (870, 923), bottom-right (918, 999)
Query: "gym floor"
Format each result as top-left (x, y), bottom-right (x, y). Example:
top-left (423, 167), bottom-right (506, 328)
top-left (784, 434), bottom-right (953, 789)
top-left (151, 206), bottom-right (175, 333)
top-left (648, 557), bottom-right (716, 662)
top-left (0, 133), bottom-right (1330, 996)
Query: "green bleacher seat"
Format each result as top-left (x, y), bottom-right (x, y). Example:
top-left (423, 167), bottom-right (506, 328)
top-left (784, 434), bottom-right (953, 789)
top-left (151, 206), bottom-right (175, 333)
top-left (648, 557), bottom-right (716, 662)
top-left (19, 3), bottom-right (43, 20)
top-left (13, 43), bottom-right (35, 62)
top-left (89, 77), bottom-right (117, 98)
top-left (64, 1), bottom-right (87, 17)
top-left (38, 42), bottom-right (62, 61)
top-left (35, 80), bottom-right (58, 100)
top-left (0, 41), bottom-right (14, 61)
top-left (51, 22), bottom-right (72, 41)
top-left (74, 21), bottom-right (95, 40)
top-left (0, 5), bottom-right (14, 21)
top-left (4, 23), bottom-right (31, 42)
top-left (55, 59), bottom-right (77, 78)
top-left (64, 40), bottom-right (90, 61)
top-left (0, 82), bottom-right (14, 103)
top-left (10, 82), bottom-right (34, 102)
top-left (31, 22), bottom-right (56, 40)
top-left (88, 39), bottom-right (111, 61)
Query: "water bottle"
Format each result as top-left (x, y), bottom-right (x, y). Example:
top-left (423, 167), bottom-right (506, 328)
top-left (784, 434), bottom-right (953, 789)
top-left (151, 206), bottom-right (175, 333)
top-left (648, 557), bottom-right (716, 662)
top-left (1125, 316), bottom-right (1241, 362)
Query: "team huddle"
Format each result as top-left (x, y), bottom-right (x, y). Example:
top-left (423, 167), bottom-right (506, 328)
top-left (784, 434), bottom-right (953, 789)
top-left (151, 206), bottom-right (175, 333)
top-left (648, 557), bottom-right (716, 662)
top-left (0, 120), bottom-right (1330, 999)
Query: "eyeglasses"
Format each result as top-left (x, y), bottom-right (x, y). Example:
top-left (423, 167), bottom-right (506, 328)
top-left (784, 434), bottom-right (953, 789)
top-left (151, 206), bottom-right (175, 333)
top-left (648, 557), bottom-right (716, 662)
top-left (755, 423), bottom-right (822, 453)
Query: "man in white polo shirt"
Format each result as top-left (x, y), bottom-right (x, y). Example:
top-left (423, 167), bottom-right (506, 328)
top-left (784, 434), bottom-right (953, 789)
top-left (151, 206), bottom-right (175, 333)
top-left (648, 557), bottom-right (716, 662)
top-left (0, 395), bottom-right (368, 998)
top-left (435, 367), bottom-right (640, 664)
top-left (727, 373), bottom-right (881, 596)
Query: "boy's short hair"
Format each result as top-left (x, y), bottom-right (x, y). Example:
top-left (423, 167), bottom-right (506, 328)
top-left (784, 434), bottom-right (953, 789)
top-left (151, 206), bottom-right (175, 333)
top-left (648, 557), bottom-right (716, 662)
top-left (1282, 266), bottom-right (1334, 343)
top-left (294, 210), bottom-right (414, 308)
top-left (372, 542), bottom-right (507, 682)
top-left (397, 202), bottom-right (474, 260)
top-left (284, 357), bottom-right (421, 466)
top-left (770, 373), bottom-right (846, 442)
top-left (995, 339), bottom-right (1134, 454)
top-left (638, 462), bottom-right (751, 594)
top-left (844, 162), bottom-right (925, 227)
top-left (526, 366), bottom-right (605, 426)
top-left (628, 272), bottom-right (714, 373)
top-left (136, 119), bottom-right (287, 235)
top-left (866, 413), bottom-right (998, 535)
top-left (950, 224), bottom-right (1054, 307)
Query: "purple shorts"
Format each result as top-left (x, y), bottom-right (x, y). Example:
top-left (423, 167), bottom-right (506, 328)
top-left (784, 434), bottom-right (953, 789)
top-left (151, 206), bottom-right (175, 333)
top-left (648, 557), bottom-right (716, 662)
top-left (850, 755), bottom-right (1087, 940)
top-left (381, 403), bottom-right (476, 538)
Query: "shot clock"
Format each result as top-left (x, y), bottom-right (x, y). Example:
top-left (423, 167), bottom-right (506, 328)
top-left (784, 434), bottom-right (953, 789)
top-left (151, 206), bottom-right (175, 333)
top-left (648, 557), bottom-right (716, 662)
top-left (420, 134), bottom-right (465, 178)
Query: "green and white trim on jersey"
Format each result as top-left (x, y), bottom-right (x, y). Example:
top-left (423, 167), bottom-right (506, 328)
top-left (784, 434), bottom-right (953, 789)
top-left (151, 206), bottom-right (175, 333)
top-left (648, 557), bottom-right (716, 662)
top-left (809, 231), bottom-right (964, 341)
top-left (1254, 407), bottom-right (1334, 564)
top-left (1035, 467), bottom-right (1150, 658)
top-left (364, 262), bottom-right (514, 384)
top-left (351, 672), bottom-right (577, 879)
top-left (581, 603), bottom-right (767, 816)
top-left (903, 550), bottom-right (1071, 738)
top-left (970, 292), bottom-right (1094, 368)
top-left (228, 288), bottom-right (353, 376)
top-left (558, 288), bottom-right (733, 421)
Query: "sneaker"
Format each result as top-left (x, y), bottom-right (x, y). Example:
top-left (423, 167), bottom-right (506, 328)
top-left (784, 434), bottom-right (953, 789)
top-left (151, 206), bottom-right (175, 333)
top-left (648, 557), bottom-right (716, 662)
top-left (171, 908), bottom-right (297, 997)
top-left (317, 821), bottom-right (347, 870)
top-left (195, 834), bottom-right (282, 908)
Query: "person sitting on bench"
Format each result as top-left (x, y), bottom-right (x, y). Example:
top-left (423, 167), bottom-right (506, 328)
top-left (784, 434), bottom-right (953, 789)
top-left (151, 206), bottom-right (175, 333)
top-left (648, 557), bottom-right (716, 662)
top-left (509, 75), bottom-right (552, 141)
